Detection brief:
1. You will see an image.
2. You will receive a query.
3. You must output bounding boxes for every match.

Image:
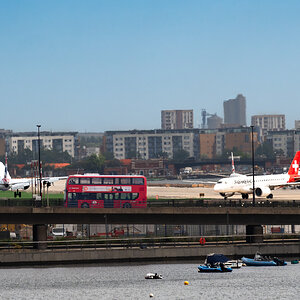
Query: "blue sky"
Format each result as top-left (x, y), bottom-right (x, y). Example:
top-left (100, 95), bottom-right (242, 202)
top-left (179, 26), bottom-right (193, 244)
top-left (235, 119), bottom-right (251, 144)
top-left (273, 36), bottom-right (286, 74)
top-left (1, 0), bottom-right (300, 132)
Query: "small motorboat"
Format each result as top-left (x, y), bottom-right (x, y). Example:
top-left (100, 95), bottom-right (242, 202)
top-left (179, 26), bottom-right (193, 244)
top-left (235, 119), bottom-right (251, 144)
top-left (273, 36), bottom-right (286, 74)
top-left (291, 260), bottom-right (299, 264)
top-left (145, 273), bottom-right (163, 279)
top-left (198, 264), bottom-right (232, 273)
top-left (198, 253), bottom-right (233, 273)
top-left (241, 252), bottom-right (287, 266)
top-left (224, 260), bottom-right (244, 269)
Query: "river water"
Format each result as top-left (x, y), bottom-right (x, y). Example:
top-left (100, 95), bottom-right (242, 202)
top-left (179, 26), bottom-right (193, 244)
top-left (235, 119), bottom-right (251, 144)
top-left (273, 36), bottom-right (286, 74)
top-left (0, 262), bottom-right (299, 300)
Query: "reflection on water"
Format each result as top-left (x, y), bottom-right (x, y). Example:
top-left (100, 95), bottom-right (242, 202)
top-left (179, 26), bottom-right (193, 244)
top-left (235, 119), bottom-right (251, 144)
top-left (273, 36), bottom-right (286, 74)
top-left (0, 262), bottom-right (299, 299)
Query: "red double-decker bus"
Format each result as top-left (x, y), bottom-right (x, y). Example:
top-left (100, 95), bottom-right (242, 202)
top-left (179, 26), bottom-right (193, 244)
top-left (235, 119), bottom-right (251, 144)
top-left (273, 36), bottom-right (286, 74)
top-left (64, 174), bottom-right (147, 208)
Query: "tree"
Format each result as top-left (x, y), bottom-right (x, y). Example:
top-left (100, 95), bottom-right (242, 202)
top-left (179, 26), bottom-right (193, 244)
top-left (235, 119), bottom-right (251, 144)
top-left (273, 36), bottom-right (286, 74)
top-left (255, 142), bottom-right (276, 159)
top-left (172, 149), bottom-right (190, 161)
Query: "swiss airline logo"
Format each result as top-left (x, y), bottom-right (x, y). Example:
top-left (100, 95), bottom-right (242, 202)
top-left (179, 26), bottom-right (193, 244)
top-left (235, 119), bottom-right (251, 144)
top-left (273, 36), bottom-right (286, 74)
top-left (292, 160), bottom-right (299, 175)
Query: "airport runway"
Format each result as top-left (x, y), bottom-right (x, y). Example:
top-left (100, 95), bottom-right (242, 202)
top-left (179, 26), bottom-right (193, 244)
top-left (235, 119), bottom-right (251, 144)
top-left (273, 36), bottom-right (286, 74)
top-left (48, 180), bottom-right (300, 200)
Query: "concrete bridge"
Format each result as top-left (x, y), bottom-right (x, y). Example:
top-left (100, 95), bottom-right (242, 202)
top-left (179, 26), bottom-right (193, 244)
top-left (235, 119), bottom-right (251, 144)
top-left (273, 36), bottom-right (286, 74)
top-left (1, 206), bottom-right (300, 225)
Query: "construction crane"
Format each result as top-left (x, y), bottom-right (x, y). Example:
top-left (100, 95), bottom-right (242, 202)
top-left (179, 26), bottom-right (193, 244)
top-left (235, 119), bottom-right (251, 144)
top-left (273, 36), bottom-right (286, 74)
top-left (201, 109), bottom-right (214, 129)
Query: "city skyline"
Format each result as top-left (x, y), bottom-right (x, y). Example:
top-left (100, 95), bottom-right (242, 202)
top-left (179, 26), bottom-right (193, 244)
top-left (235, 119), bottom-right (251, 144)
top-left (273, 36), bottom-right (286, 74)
top-left (1, 1), bottom-right (300, 132)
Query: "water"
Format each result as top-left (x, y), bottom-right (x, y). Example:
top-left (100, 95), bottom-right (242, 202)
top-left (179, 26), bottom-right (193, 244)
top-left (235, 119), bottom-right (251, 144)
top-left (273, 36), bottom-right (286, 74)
top-left (0, 262), bottom-right (299, 299)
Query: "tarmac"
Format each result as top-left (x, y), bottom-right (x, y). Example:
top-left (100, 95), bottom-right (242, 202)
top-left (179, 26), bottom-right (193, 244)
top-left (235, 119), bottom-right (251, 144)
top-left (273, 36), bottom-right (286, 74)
top-left (48, 180), bottom-right (300, 200)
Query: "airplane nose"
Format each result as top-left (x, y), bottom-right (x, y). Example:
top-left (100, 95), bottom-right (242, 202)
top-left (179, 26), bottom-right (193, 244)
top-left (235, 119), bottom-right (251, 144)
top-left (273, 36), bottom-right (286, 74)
top-left (213, 184), bottom-right (219, 191)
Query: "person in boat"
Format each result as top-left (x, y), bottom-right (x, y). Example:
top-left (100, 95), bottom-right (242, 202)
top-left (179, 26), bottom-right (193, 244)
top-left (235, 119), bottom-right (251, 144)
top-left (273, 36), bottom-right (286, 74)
top-left (220, 263), bottom-right (226, 271)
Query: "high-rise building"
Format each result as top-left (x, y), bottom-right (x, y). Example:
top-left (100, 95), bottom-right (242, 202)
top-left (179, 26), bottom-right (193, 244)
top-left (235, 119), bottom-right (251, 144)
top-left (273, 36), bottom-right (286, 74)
top-left (207, 114), bottom-right (223, 129)
top-left (223, 94), bottom-right (246, 126)
top-left (251, 114), bottom-right (285, 139)
top-left (161, 110), bottom-right (193, 129)
top-left (295, 120), bottom-right (300, 130)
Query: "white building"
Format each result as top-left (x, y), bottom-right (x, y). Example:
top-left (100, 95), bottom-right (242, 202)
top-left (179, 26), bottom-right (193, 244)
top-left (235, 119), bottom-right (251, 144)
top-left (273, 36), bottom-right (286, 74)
top-left (251, 114), bottom-right (285, 140)
top-left (9, 132), bottom-right (77, 157)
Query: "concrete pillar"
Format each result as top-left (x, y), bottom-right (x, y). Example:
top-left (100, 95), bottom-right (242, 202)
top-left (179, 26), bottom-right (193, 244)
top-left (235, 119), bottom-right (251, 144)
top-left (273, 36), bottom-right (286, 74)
top-left (246, 225), bottom-right (263, 243)
top-left (32, 224), bottom-right (47, 250)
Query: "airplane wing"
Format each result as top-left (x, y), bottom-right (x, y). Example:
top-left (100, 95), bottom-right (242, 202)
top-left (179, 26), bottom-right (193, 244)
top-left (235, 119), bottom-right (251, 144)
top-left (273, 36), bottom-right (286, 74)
top-left (9, 178), bottom-right (31, 191)
top-left (41, 176), bottom-right (68, 185)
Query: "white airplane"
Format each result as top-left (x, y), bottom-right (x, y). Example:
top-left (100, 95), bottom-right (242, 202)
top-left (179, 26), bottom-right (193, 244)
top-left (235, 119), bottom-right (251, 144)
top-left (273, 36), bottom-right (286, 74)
top-left (0, 153), bottom-right (67, 197)
top-left (214, 151), bottom-right (300, 199)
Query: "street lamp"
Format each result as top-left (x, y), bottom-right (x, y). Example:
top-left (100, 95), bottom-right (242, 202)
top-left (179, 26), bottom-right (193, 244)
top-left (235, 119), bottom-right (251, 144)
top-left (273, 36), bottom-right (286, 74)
top-left (37, 125), bottom-right (42, 200)
top-left (251, 125), bottom-right (255, 206)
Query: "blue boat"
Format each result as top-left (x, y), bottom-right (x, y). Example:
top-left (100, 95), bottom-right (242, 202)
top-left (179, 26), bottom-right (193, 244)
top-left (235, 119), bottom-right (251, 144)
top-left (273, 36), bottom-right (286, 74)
top-left (198, 253), bottom-right (233, 273)
top-left (198, 265), bottom-right (232, 273)
top-left (241, 252), bottom-right (287, 266)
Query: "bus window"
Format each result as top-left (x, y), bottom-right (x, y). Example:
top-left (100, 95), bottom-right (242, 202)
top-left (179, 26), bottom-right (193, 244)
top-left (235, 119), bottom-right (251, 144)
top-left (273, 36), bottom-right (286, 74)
top-left (80, 178), bottom-right (91, 185)
top-left (120, 178), bottom-right (131, 185)
top-left (132, 193), bottom-right (139, 200)
top-left (132, 178), bottom-right (144, 185)
top-left (120, 193), bottom-right (130, 200)
top-left (68, 192), bottom-right (77, 200)
top-left (114, 178), bottom-right (120, 185)
top-left (103, 178), bottom-right (114, 185)
top-left (92, 178), bottom-right (102, 185)
top-left (69, 178), bottom-right (79, 185)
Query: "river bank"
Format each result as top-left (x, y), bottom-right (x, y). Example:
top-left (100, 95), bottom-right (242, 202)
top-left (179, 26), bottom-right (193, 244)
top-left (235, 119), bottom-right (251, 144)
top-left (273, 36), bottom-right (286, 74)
top-left (0, 242), bottom-right (299, 267)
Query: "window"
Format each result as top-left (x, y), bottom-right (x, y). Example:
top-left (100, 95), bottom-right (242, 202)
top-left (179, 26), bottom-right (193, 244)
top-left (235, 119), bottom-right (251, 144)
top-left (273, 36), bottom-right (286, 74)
top-left (132, 178), bottom-right (144, 185)
top-left (80, 178), bottom-right (91, 185)
top-left (120, 178), bottom-right (131, 185)
top-left (92, 178), bottom-right (102, 185)
top-left (69, 177), bottom-right (79, 185)
top-left (103, 178), bottom-right (114, 185)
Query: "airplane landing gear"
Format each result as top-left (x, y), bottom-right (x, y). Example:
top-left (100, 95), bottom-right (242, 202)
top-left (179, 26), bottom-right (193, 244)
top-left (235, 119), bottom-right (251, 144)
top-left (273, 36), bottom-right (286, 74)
top-left (14, 190), bottom-right (21, 198)
top-left (242, 193), bottom-right (249, 199)
top-left (267, 194), bottom-right (273, 199)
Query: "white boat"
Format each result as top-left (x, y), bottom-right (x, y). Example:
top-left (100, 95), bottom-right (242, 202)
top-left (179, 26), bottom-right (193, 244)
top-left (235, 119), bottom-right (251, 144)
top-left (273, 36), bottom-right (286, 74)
top-left (145, 273), bottom-right (163, 279)
top-left (224, 260), bottom-right (244, 269)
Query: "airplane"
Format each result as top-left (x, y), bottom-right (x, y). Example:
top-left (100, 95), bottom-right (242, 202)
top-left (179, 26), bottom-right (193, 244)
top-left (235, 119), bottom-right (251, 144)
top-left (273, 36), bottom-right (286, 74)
top-left (214, 151), bottom-right (300, 199)
top-left (0, 153), bottom-right (67, 197)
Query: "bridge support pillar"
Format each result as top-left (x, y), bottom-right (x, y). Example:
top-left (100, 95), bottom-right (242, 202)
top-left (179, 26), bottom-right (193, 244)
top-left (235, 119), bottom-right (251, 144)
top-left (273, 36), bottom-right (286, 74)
top-left (33, 224), bottom-right (47, 250)
top-left (246, 225), bottom-right (263, 243)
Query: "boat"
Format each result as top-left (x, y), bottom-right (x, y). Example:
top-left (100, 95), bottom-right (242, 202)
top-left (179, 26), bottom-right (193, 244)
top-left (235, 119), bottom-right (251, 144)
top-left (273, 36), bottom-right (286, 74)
top-left (145, 273), bottom-right (163, 279)
top-left (241, 252), bottom-right (287, 266)
top-left (224, 260), bottom-right (244, 269)
top-left (198, 253), bottom-right (233, 273)
top-left (291, 260), bottom-right (299, 264)
top-left (198, 264), bottom-right (232, 273)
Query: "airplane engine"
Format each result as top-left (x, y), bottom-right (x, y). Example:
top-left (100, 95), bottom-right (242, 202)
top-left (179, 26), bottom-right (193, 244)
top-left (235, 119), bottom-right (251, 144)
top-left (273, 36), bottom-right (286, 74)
top-left (255, 186), bottom-right (271, 197)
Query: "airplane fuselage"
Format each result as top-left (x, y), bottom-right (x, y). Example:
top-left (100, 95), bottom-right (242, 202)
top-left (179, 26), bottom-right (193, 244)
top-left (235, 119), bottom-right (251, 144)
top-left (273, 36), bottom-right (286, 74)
top-left (214, 173), bottom-right (290, 197)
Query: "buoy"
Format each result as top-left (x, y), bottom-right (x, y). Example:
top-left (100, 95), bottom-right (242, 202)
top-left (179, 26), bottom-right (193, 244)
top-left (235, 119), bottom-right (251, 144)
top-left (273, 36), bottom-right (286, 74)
top-left (184, 281), bottom-right (189, 285)
top-left (199, 237), bottom-right (206, 245)
top-left (149, 293), bottom-right (154, 297)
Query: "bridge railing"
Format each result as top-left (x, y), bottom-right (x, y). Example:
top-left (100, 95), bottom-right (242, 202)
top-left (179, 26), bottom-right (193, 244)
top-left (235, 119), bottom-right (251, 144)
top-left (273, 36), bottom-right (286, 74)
top-left (0, 233), bottom-right (299, 252)
top-left (1, 198), bottom-right (300, 207)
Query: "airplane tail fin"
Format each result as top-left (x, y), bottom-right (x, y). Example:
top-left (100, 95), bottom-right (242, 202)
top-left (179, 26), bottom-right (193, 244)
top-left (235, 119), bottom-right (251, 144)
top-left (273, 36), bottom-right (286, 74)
top-left (4, 152), bottom-right (8, 180)
top-left (231, 152), bottom-right (235, 174)
top-left (288, 151), bottom-right (300, 175)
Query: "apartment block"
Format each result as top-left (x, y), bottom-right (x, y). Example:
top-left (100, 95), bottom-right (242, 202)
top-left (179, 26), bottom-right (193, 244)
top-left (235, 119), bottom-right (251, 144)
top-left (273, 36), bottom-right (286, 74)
top-left (266, 130), bottom-right (300, 157)
top-left (161, 110), bottom-right (193, 129)
top-left (9, 132), bottom-right (78, 157)
top-left (105, 127), bottom-right (258, 160)
top-left (199, 133), bottom-right (216, 159)
top-left (251, 114), bottom-right (285, 139)
top-left (105, 129), bottom-right (198, 160)
top-left (223, 94), bottom-right (246, 126)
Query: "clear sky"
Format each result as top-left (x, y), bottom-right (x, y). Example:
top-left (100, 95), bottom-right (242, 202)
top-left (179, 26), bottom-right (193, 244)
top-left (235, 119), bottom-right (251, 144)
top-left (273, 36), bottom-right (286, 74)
top-left (1, 0), bottom-right (299, 132)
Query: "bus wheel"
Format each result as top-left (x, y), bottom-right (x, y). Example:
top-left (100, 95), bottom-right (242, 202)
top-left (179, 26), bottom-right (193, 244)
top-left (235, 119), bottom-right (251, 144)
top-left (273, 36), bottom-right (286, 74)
top-left (81, 203), bottom-right (89, 208)
top-left (123, 203), bottom-right (132, 208)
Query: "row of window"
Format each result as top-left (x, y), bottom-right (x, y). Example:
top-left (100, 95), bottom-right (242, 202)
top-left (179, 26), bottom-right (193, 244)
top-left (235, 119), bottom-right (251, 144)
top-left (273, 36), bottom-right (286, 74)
top-left (68, 192), bottom-right (140, 201)
top-left (68, 177), bottom-right (145, 185)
